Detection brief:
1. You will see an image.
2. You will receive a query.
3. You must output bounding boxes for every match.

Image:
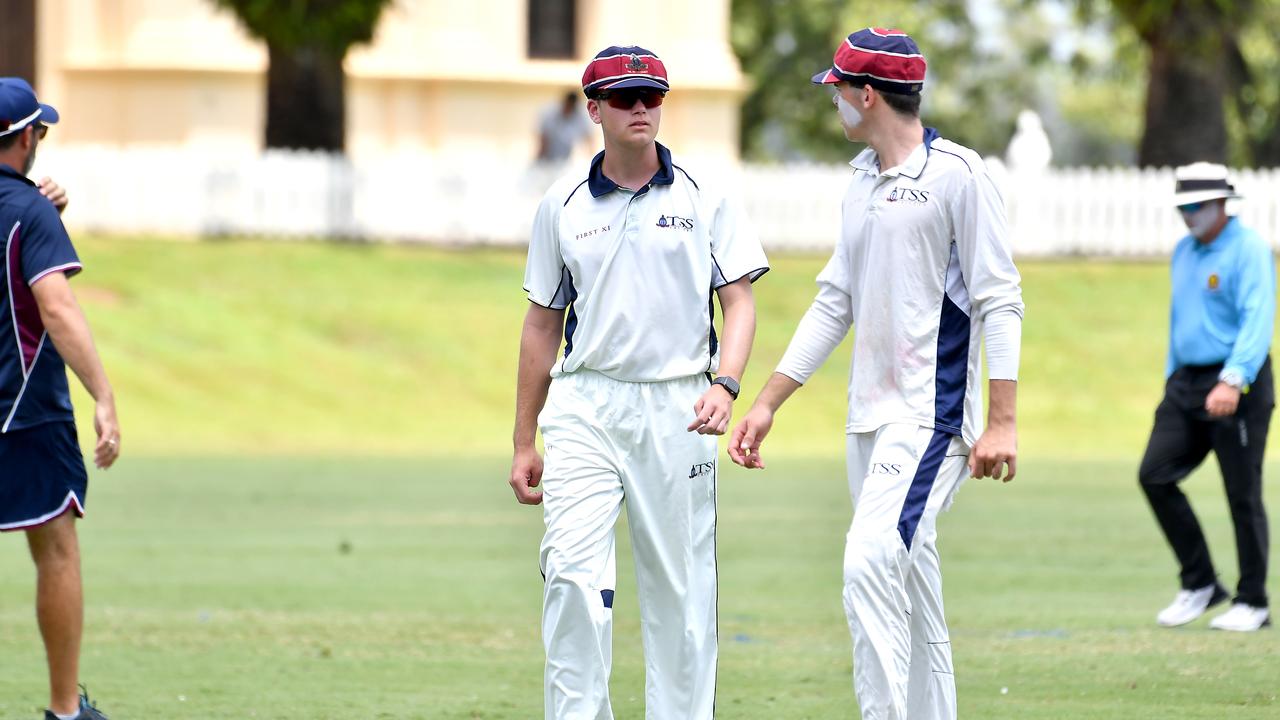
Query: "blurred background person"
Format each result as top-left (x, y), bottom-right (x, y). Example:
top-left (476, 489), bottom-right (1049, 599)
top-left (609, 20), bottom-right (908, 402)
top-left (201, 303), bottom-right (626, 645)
top-left (1139, 162), bottom-right (1275, 632)
top-left (535, 91), bottom-right (593, 165)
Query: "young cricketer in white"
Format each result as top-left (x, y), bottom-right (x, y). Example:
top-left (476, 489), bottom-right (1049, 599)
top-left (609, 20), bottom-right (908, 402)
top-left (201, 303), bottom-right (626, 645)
top-left (510, 46), bottom-right (769, 719)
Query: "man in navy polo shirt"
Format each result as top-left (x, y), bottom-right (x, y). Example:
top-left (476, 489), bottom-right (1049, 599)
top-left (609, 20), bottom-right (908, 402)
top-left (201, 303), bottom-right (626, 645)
top-left (0, 77), bottom-right (119, 720)
top-left (1140, 162), bottom-right (1275, 632)
top-left (510, 47), bottom-right (768, 718)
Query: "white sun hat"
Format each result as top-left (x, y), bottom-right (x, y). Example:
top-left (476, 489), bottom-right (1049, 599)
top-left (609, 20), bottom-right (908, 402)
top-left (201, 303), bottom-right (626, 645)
top-left (1173, 162), bottom-right (1242, 207)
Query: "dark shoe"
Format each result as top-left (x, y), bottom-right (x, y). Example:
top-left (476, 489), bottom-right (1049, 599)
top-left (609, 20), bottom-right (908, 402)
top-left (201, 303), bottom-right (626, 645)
top-left (44, 686), bottom-right (109, 720)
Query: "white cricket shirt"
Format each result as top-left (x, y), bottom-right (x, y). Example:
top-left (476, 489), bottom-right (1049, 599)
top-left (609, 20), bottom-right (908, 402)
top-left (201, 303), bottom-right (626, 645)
top-left (524, 143), bottom-right (769, 382)
top-left (776, 128), bottom-right (1024, 446)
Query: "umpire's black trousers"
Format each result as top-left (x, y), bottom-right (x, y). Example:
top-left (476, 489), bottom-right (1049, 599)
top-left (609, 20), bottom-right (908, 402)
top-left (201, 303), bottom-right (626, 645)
top-left (1138, 357), bottom-right (1274, 608)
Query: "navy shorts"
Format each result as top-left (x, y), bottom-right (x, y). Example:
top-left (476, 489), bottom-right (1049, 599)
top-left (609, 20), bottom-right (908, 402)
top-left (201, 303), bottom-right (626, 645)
top-left (0, 421), bottom-right (88, 531)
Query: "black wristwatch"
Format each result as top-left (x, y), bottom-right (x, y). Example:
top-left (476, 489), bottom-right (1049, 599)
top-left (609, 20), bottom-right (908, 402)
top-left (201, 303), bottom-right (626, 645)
top-left (711, 376), bottom-right (740, 400)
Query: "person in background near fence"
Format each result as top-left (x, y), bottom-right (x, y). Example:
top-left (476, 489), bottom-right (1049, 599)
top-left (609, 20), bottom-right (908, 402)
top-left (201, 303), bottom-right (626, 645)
top-left (510, 47), bottom-right (768, 718)
top-left (1139, 162), bottom-right (1275, 632)
top-left (535, 91), bottom-right (594, 165)
top-left (0, 77), bottom-right (119, 720)
top-left (728, 28), bottom-right (1024, 720)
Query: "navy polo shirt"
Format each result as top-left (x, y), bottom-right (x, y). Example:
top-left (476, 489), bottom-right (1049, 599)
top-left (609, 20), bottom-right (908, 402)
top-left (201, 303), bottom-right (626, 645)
top-left (0, 163), bottom-right (82, 433)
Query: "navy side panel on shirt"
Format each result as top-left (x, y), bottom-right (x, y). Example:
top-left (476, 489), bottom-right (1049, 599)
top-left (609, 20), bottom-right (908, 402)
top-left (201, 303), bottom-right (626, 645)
top-left (0, 164), bottom-right (82, 433)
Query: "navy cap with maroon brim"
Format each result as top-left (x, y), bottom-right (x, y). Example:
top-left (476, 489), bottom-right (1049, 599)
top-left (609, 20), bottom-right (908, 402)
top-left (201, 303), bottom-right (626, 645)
top-left (812, 28), bottom-right (926, 95)
top-left (582, 46), bottom-right (670, 98)
top-left (0, 77), bottom-right (59, 137)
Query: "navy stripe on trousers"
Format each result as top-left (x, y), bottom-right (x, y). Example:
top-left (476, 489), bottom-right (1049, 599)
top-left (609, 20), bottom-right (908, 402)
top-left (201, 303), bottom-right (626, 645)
top-left (897, 430), bottom-right (951, 548)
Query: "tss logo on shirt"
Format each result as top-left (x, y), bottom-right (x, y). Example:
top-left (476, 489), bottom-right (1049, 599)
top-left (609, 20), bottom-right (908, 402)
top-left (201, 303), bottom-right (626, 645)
top-left (688, 461), bottom-right (715, 479)
top-left (657, 214), bottom-right (694, 230)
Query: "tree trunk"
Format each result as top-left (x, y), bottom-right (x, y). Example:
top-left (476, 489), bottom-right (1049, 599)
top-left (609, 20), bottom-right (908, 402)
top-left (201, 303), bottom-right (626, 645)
top-left (265, 42), bottom-right (346, 152)
top-left (1137, 6), bottom-right (1231, 167)
top-left (0, 0), bottom-right (37, 82)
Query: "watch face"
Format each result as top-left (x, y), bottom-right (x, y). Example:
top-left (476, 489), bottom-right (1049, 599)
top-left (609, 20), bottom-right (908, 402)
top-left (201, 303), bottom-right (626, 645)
top-left (715, 377), bottom-right (739, 397)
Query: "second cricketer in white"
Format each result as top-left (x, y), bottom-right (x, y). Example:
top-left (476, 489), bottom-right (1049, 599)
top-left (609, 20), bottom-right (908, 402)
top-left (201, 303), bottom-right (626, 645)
top-left (730, 28), bottom-right (1024, 720)
top-left (510, 46), bottom-right (768, 719)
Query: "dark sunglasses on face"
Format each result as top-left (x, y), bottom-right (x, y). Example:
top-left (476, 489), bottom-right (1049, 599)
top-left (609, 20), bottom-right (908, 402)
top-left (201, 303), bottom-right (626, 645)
top-left (32, 123), bottom-right (47, 140)
top-left (1177, 201), bottom-right (1207, 214)
top-left (596, 89), bottom-right (665, 110)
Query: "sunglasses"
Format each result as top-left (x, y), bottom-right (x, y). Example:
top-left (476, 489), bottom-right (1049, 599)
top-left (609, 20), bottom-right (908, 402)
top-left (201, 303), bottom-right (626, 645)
top-left (32, 123), bottom-right (47, 140)
top-left (1177, 201), bottom-right (1208, 214)
top-left (595, 89), bottom-right (665, 110)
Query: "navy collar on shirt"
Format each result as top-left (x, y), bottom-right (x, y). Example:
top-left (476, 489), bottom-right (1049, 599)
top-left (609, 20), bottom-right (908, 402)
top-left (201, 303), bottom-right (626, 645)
top-left (850, 127), bottom-right (941, 179)
top-left (587, 142), bottom-right (676, 198)
top-left (0, 163), bottom-right (35, 187)
top-left (922, 126), bottom-right (941, 150)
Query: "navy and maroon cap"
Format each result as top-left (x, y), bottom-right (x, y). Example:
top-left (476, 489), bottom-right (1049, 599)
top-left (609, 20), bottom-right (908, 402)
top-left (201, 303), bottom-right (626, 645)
top-left (582, 46), bottom-right (669, 98)
top-left (0, 77), bottom-right (59, 137)
top-left (812, 28), bottom-right (926, 95)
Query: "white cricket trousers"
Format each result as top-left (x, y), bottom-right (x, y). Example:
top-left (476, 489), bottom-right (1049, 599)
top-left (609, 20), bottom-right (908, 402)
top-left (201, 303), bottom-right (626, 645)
top-left (844, 424), bottom-right (969, 720)
top-left (538, 370), bottom-right (719, 720)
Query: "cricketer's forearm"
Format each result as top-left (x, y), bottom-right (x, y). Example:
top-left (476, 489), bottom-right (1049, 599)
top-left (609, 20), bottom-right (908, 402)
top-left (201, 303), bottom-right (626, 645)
top-left (750, 372), bottom-right (803, 415)
top-left (987, 379), bottom-right (1017, 430)
top-left (513, 304), bottom-right (564, 450)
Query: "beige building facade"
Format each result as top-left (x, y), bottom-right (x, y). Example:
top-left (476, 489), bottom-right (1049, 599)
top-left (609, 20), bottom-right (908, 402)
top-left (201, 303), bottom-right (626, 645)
top-left (31, 0), bottom-right (747, 163)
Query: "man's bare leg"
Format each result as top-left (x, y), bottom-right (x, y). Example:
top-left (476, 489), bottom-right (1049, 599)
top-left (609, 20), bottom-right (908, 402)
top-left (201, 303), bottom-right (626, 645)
top-left (26, 510), bottom-right (83, 716)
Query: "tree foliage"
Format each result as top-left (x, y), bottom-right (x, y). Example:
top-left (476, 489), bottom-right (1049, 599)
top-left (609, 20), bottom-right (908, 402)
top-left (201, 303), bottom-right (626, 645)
top-left (731, 0), bottom-right (1057, 162)
top-left (732, 0), bottom-right (1280, 167)
top-left (1080, 0), bottom-right (1253, 166)
top-left (1070, 0), bottom-right (1280, 167)
top-left (1226, 0), bottom-right (1280, 165)
top-left (212, 0), bottom-right (392, 54)
top-left (211, 0), bottom-right (393, 151)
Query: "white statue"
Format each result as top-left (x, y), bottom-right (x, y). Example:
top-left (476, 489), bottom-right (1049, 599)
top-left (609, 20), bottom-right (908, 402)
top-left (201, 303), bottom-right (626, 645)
top-left (1006, 109), bottom-right (1052, 173)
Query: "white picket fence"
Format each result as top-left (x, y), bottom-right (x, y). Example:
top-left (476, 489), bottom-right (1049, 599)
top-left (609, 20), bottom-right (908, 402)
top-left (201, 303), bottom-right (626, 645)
top-left (31, 146), bottom-right (1280, 257)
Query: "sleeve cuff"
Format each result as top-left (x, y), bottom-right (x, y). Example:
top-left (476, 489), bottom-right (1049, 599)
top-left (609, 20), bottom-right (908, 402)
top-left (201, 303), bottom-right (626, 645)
top-left (524, 290), bottom-right (567, 311)
top-left (1219, 367), bottom-right (1247, 388)
top-left (28, 262), bottom-right (83, 285)
top-left (774, 365), bottom-right (809, 386)
top-left (713, 266), bottom-right (770, 289)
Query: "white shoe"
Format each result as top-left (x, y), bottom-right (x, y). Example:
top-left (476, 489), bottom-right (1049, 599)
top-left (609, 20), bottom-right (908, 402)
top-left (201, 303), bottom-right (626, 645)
top-left (1209, 603), bottom-right (1271, 632)
top-left (1156, 584), bottom-right (1227, 627)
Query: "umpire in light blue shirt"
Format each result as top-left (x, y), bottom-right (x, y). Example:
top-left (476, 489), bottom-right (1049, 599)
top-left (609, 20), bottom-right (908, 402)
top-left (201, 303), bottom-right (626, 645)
top-left (1140, 162), bottom-right (1276, 632)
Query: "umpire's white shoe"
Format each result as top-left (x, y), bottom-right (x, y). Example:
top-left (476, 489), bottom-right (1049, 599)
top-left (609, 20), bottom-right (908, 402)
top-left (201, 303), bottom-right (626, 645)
top-left (1156, 584), bottom-right (1228, 627)
top-left (1209, 603), bottom-right (1271, 632)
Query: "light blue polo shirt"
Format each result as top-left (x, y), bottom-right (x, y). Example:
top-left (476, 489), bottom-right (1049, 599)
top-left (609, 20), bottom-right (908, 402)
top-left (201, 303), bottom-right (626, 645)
top-left (1168, 217), bottom-right (1276, 384)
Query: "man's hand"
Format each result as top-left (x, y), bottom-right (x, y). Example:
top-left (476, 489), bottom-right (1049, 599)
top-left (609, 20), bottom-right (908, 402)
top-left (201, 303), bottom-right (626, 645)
top-left (728, 405), bottom-right (774, 469)
top-left (93, 397), bottom-right (120, 469)
top-left (1206, 382), bottom-right (1241, 417)
top-left (688, 384), bottom-right (734, 435)
top-left (37, 177), bottom-right (68, 214)
top-left (510, 446), bottom-right (544, 505)
top-left (968, 423), bottom-right (1016, 482)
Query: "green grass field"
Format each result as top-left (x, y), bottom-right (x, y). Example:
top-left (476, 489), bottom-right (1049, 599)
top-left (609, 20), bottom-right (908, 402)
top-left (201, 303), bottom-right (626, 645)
top-left (1, 239), bottom-right (1278, 718)
top-left (47, 237), bottom-right (1255, 459)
